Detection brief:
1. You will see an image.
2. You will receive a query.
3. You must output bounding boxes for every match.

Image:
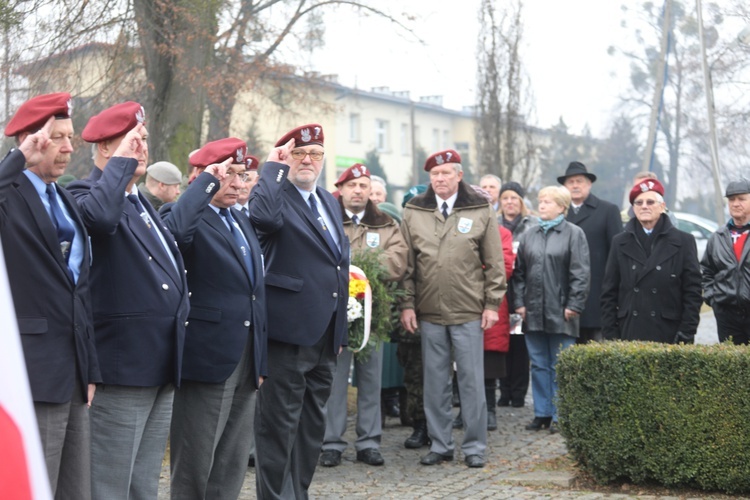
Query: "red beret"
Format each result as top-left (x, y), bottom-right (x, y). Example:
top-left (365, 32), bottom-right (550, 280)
top-left (189, 137), bottom-right (248, 169)
top-left (335, 163), bottom-right (370, 187)
top-left (274, 123), bottom-right (324, 147)
top-left (82, 101), bottom-right (146, 143)
top-left (4, 92), bottom-right (72, 137)
top-left (424, 149), bottom-right (461, 171)
top-left (244, 155), bottom-right (260, 171)
top-left (629, 178), bottom-right (665, 204)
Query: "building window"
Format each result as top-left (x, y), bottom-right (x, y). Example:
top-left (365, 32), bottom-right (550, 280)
top-left (349, 113), bottom-right (360, 142)
top-left (432, 128), bottom-right (440, 151)
top-left (400, 123), bottom-right (409, 155)
top-left (376, 119), bottom-right (390, 152)
top-left (443, 130), bottom-right (450, 148)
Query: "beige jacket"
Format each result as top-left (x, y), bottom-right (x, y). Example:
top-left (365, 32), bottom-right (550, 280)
top-left (401, 182), bottom-right (506, 325)
top-left (342, 199), bottom-right (408, 282)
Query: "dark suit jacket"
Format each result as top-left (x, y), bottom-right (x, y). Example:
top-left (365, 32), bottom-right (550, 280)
top-left (0, 148), bottom-right (101, 403)
top-left (248, 162), bottom-right (349, 352)
top-left (160, 172), bottom-right (267, 386)
top-left (67, 159), bottom-right (189, 387)
top-left (566, 193), bottom-right (622, 328)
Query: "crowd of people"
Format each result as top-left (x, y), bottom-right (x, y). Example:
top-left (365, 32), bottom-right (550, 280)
top-left (2, 90), bottom-right (749, 499)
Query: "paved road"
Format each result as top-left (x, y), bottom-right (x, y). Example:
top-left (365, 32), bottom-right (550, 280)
top-left (157, 310), bottom-right (726, 499)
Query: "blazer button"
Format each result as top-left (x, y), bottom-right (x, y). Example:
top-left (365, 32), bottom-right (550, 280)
top-left (631, 265), bottom-right (636, 270)
top-left (188, 292), bottom-right (192, 298)
top-left (184, 269), bottom-right (188, 274)
top-left (244, 320), bottom-right (251, 327)
top-left (148, 256), bottom-right (153, 261)
top-left (332, 292), bottom-right (338, 298)
top-left (652, 288), bottom-right (657, 294)
top-left (252, 295), bottom-right (256, 301)
top-left (162, 284), bottom-right (169, 290)
top-left (184, 321), bottom-right (189, 327)
top-left (632, 311), bottom-right (638, 317)
top-left (656, 265), bottom-right (662, 270)
top-left (634, 287), bottom-right (639, 293)
top-left (337, 266), bottom-right (341, 271)
top-left (650, 311), bottom-right (656, 317)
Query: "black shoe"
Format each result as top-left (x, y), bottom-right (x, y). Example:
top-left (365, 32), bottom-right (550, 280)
top-left (497, 398), bottom-right (510, 407)
top-left (385, 402), bottom-right (400, 418)
top-left (464, 454), bottom-right (485, 468)
top-left (525, 416), bottom-right (552, 431)
top-left (487, 411), bottom-right (497, 431)
top-left (248, 455), bottom-right (255, 468)
top-left (511, 400), bottom-right (525, 408)
top-left (420, 451), bottom-right (453, 465)
top-left (319, 449), bottom-right (342, 467)
top-left (356, 448), bottom-right (384, 466)
top-left (549, 421), bottom-right (560, 434)
top-left (452, 412), bottom-right (463, 429)
top-left (404, 420), bottom-right (431, 449)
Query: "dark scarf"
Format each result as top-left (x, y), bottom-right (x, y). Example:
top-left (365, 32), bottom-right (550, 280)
top-left (635, 214), bottom-right (667, 257)
top-left (502, 214), bottom-right (522, 234)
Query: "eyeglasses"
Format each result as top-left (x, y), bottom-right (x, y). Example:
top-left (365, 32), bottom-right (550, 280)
top-left (290, 149), bottom-right (324, 161)
top-left (226, 171), bottom-right (250, 182)
top-left (633, 199), bottom-right (658, 207)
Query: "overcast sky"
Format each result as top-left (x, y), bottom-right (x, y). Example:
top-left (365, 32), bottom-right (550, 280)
top-left (280, 0), bottom-right (631, 138)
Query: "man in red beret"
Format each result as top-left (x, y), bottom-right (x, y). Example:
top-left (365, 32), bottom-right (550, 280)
top-left (160, 138), bottom-right (268, 498)
top-left (66, 102), bottom-right (191, 499)
top-left (0, 93), bottom-right (101, 498)
top-left (319, 163), bottom-right (407, 468)
top-left (234, 153), bottom-right (260, 218)
top-left (400, 149), bottom-right (506, 468)
top-left (249, 124), bottom-right (350, 498)
top-left (601, 178), bottom-right (702, 344)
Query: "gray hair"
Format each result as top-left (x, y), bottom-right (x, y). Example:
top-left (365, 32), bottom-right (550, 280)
top-left (371, 175), bottom-right (387, 192)
top-left (480, 174), bottom-right (502, 186)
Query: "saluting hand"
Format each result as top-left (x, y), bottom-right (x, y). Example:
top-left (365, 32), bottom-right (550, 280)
top-left (113, 123), bottom-right (146, 159)
top-left (19, 117), bottom-right (53, 166)
top-left (267, 138), bottom-right (295, 165)
top-left (205, 158), bottom-right (231, 183)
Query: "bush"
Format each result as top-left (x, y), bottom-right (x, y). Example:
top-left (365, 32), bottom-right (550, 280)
top-left (557, 341), bottom-right (750, 494)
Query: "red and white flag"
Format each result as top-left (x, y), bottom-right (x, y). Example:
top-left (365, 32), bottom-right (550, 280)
top-left (0, 240), bottom-right (52, 500)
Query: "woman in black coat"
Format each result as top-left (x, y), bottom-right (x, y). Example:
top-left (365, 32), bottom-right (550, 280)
top-left (601, 179), bottom-right (702, 344)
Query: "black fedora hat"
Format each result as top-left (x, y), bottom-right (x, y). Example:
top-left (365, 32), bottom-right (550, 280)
top-left (557, 161), bottom-right (597, 184)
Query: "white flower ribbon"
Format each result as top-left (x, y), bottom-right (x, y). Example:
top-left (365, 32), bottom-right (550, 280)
top-left (349, 264), bottom-right (372, 353)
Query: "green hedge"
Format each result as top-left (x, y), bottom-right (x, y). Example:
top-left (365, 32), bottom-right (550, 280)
top-left (557, 341), bottom-right (750, 494)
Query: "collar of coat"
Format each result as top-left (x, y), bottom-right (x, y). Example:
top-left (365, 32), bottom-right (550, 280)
top-left (405, 181), bottom-right (489, 212)
top-left (339, 198), bottom-right (394, 227)
top-left (624, 212), bottom-right (674, 236)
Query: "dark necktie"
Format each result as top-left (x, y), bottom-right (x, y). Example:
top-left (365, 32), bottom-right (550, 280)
top-left (441, 201), bottom-right (449, 219)
top-left (308, 194), bottom-right (341, 260)
top-left (241, 206), bottom-right (249, 218)
top-left (573, 206), bottom-right (580, 215)
top-left (46, 183), bottom-right (75, 264)
top-left (351, 214), bottom-right (359, 225)
top-left (127, 194), bottom-right (165, 244)
top-left (219, 208), bottom-right (255, 285)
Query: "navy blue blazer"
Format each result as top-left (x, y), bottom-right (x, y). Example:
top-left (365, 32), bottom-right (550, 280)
top-left (160, 172), bottom-right (267, 386)
top-left (248, 162), bottom-right (349, 352)
top-left (67, 159), bottom-right (189, 387)
top-left (0, 149), bottom-right (101, 403)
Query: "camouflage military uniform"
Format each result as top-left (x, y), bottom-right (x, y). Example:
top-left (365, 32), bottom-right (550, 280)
top-left (395, 329), bottom-right (425, 422)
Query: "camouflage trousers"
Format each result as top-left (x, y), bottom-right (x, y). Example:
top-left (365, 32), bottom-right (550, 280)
top-left (396, 341), bottom-right (425, 422)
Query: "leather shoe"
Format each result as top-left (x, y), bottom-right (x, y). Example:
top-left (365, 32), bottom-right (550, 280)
top-left (525, 416), bottom-right (552, 431)
top-left (487, 411), bottom-right (497, 431)
top-left (511, 400), bottom-right (525, 408)
top-left (497, 398), bottom-right (510, 407)
top-left (404, 420), bottom-right (431, 449)
top-left (319, 449), bottom-right (342, 467)
top-left (356, 448), bottom-right (384, 466)
top-left (465, 454), bottom-right (485, 468)
top-left (420, 451), bottom-right (453, 465)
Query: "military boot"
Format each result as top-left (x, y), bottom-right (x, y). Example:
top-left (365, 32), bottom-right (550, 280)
top-left (404, 419), bottom-right (431, 449)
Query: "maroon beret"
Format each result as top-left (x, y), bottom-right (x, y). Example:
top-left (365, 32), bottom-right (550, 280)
top-left (424, 149), bottom-right (461, 171)
top-left (4, 92), bottom-right (72, 137)
top-left (189, 137), bottom-right (248, 169)
top-left (245, 155), bottom-right (260, 171)
top-left (82, 101), bottom-right (146, 143)
top-left (335, 163), bottom-right (370, 187)
top-left (274, 123), bottom-right (324, 147)
top-left (629, 178), bottom-right (665, 204)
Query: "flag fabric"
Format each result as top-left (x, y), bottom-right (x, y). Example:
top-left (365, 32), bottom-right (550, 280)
top-left (0, 238), bottom-right (52, 500)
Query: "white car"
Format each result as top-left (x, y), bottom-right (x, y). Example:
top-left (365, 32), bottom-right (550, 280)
top-left (672, 211), bottom-right (719, 260)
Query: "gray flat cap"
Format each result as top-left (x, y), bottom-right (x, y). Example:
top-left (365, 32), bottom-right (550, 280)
top-left (725, 178), bottom-right (750, 197)
top-left (147, 161), bottom-right (182, 185)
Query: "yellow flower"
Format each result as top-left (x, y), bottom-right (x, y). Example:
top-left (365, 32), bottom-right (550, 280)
top-left (349, 278), bottom-right (367, 298)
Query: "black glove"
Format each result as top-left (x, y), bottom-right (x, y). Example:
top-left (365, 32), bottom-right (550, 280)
top-left (673, 331), bottom-right (694, 344)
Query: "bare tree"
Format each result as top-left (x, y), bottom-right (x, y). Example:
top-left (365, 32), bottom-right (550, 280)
top-left (474, 0), bottom-right (536, 185)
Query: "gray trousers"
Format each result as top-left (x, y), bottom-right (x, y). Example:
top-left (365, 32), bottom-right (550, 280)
top-left (255, 329), bottom-right (337, 500)
top-left (170, 339), bottom-right (256, 499)
top-left (322, 345), bottom-right (383, 452)
top-left (35, 380), bottom-right (91, 499)
top-left (421, 320), bottom-right (487, 456)
top-left (90, 383), bottom-right (174, 500)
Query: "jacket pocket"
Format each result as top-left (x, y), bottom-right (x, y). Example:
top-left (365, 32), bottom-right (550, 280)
top-left (265, 272), bottom-right (304, 292)
top-left (188, 306), bottom-right (222, 323)
top-left (18, 317), bottom-right (48, 334)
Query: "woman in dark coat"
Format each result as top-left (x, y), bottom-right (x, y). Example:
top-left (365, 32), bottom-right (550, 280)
top-left (601, 179), bottom-right (702, 344)
top-left (512, 186), bottom-right (590, 434)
